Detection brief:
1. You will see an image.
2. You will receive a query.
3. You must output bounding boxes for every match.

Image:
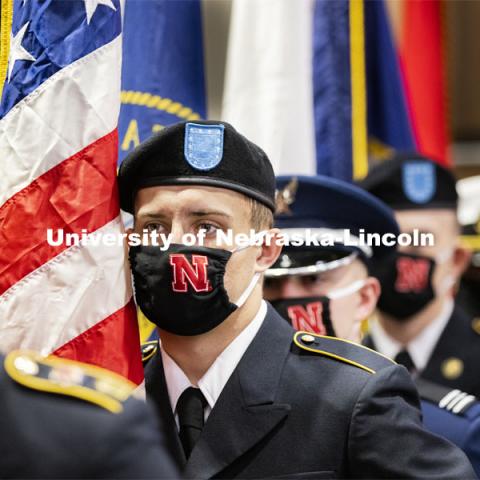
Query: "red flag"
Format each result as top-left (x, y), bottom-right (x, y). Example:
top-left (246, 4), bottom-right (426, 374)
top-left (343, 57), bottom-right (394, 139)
top-left (400, 0), bottom-right (451, 166)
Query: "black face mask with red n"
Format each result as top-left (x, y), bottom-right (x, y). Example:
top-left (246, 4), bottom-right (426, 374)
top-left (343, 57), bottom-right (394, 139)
top-left (129, 244), bottom-right (259, 336)
top-left (270, 297), bottom-right (336, 337)
top-left (270, 277), bottom-right (367, 337)
top-left (372, 251), bottom-right (436, 321)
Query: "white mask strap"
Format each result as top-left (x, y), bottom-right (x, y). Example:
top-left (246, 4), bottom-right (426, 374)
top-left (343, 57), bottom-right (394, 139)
top-left (235, 272), bottom-right (261, 308)
top-left (231, 230), bottom-right (269, 253)
top-left (435, 249), bottom-right (456, 295)
top-left (327, 279), bottom-right (366, 300)
top-left (436, 248), bottom-right (454, 265)
top-left (438, 275), bottom-right (456, 295)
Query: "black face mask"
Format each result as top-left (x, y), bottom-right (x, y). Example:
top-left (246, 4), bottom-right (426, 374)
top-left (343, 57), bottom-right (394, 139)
top-left (270, 297), bottom-right (336, 337)
top-left (129, 244), bottom-right (257, 336)
top-left (373, 251), bottom-right (435, 321)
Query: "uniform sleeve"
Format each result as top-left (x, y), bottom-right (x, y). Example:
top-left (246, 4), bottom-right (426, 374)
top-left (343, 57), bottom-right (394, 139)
top-left (92, 397), bottom-right (180, 479)
top-left (463, 414), bottom-right (480, 478)
top-left (348, 364), bottom-right (477, 479)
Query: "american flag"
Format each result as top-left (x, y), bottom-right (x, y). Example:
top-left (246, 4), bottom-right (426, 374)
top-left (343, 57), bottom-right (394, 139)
top-left (0, 0), bottom-right (143, 383)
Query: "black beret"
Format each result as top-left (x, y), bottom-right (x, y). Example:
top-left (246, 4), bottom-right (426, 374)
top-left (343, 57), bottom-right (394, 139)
top-left (118, 120), bottom-right (276, 213)
top-left (358, 153), bottom-right (458, 210)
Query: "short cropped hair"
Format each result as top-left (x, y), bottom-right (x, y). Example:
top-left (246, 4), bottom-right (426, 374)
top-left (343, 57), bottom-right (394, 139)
top-left (249, 198), bottom-right (274, 230)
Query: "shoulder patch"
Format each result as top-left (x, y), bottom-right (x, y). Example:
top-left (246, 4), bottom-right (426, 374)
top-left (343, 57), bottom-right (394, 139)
top-left (293, 331), bottom-right (395, 374)
top-left (416, 378), bottom-right (478, 416)
top-left (4, 350), bottom-right (136, 413)
top-left (141, 340), bottom-right (158, 365)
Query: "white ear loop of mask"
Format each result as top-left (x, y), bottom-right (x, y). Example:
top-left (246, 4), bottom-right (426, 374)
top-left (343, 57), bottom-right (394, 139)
top-left (231, 230), bottom-right (268, 308)
top-left (230, 230), bottom-right (269, 253)
top-left (433, 248), bottom-right (457, 295)
top-left (326, 279), bottom-right (366, 300)
top-left (436, 248), bottom-right (454, 265)
top-left (438, 275), bottom-right (456, 295)
top-left (235, 272), bottom-right (261, 308)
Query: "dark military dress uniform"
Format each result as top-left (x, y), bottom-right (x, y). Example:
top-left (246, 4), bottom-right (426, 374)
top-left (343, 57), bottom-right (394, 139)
top-left (364, 305), bottom-right (480, 397)
top-left (0, 351), bottom-right (179, 479)
top-left (144, 306), bottom-right (475, 479)
top-left (417, 378), bottom-right (480, 477)
top-left (359, 154), bottom-right (480, 398)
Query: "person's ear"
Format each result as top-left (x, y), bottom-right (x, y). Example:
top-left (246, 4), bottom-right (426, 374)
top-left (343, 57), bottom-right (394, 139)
top-left (355, 276), bottom-right (380, 321)
top-left (254, 228), bottom-right (283, 273)
top-left (452, 245), bottom-right (472, 279)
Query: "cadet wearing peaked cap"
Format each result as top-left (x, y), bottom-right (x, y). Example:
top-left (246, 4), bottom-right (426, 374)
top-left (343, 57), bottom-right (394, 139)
top-left (265, 175), bottom-right (480, 476)
top-left (265, 175), bottom-right (399, 340)
top-left (273, 174), bottom-right (400, 261)
top-left (119, 122), bottom-right (474, 479)
top-left (359, 153), bottom-right (480, 397)
top-left (0, 351), bottom-right (179, 479)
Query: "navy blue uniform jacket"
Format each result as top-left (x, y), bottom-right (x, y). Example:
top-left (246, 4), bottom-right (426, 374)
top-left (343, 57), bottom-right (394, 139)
top-left (145, 305), bottom-right (475, 479)
top-left (0, 354), bottom-right (179, 479)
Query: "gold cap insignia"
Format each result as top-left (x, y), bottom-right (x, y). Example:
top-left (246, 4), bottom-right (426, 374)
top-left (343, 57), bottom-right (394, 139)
top-left (275, 177), bottom-right (298, 215)
top-left (441, 357), bottom-right (464, 380)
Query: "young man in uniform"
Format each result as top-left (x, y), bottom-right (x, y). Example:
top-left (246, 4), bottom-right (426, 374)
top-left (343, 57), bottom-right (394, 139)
top-left (265, 174), bottom-right (480, 477)
top-left (359, 154), bottom-right (480, 396)
top-left (118, 121), bottom-right (474, 479)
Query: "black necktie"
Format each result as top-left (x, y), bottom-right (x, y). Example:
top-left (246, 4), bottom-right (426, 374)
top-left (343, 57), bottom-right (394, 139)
top-left (177, 387), bottom-right (207, 458)
top-left (395, 349), bottom-right (416, 373)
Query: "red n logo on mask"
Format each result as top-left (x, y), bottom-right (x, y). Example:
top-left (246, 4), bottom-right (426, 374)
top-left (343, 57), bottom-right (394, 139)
top-left (287, 302), bottom-right (326, 335)
top-left (170, 254), bottom-right (212, 293)
top-left (395, 257), bottom-right (430, 293)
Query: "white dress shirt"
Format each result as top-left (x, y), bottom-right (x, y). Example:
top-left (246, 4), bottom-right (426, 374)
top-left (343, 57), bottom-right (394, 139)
top-left (370, 299), bottom-right (454, 373)
top-left (160, 300), bottom-right (267, 428)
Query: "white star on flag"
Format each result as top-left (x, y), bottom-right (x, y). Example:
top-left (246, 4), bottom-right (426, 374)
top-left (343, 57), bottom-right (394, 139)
top-left (8, 22), bottom-right (36, 82)
top-left (84, 0), bottom-right (117, 25)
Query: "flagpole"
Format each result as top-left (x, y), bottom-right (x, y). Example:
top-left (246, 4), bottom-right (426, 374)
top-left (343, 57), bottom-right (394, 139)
top-left (0, 0), bottom-right (13, 99)
top-left (349, 0), bottom-right (368, 180)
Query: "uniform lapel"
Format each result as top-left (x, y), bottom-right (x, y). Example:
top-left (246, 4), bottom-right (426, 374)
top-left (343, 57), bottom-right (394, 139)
top-left (420, 306), bottom-right (470, 388)
top-left (144, 350), bottom-right (187, 467)
top-left (184, 305), bottom-right (293, 479)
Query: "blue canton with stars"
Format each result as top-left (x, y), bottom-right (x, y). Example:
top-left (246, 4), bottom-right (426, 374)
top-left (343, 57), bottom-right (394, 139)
top-left (0, 0), bottom-right (121, 119)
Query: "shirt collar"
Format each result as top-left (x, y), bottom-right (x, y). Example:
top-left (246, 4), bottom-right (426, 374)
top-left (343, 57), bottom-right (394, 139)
top-left (370, 299), bottom-right (454, 371)
top-left (160, 300), bottom-right (267, 414)
top-left (369, 316), bottom-right (402, 361)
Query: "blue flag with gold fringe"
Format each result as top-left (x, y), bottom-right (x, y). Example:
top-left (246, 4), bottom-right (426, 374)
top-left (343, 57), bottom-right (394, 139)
top-left (313, 0), bottom-right (415, 182)
top-left (118, 0), bottom-right (207, 163)
top-left (119, 0), bottom-right (207, 342)
top-left (364, 0), bottom-right (416, 159)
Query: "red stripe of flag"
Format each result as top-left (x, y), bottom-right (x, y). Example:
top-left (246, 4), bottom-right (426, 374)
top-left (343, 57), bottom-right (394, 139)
top-left (0, 130), bottom-right (119, 295)
top-left (399, 0), bottom-right (451, 166)
top-left (53, 299), bottom-right (143, 384)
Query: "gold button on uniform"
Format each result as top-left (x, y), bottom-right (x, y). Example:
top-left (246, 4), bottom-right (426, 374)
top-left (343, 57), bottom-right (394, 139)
top-left (471, 318), bottom-right (480, 335)
top-left (301, 334), bottom-right (316, 344)
top-left (14, 356), bottom-right (39, 376)
top-left (441, 358), bottom-right (464, 380)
